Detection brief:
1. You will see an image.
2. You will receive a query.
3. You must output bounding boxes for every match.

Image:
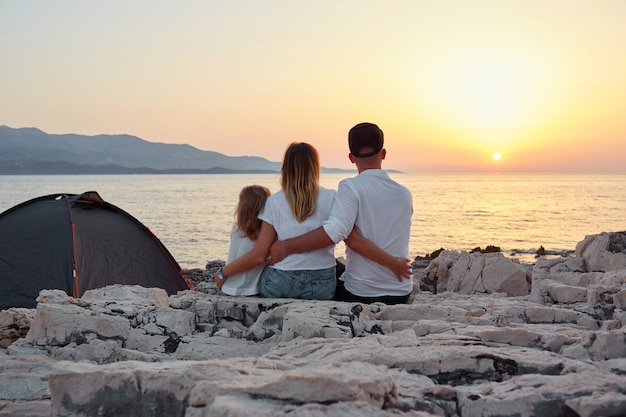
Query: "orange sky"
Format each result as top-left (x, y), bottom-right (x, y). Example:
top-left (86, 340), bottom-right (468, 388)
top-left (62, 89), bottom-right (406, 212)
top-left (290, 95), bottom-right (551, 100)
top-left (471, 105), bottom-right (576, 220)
top-left (2, 1), bottom-right (625, 172)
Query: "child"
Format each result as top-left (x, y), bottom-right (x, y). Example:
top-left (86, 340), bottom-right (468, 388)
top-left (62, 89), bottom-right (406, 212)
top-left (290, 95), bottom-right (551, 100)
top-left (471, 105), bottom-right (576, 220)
top-left (215, 185), bottom-right (271, 296)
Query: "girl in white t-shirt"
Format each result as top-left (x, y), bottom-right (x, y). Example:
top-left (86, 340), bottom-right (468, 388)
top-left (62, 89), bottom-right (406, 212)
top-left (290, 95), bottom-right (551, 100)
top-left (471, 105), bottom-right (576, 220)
top-left (215, 185), bottom-right (270, 296)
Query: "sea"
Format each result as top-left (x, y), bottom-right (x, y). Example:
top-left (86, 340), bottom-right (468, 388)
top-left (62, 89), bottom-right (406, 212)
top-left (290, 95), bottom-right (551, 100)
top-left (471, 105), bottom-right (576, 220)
top-left (1, 173), bottom-right (625, 270)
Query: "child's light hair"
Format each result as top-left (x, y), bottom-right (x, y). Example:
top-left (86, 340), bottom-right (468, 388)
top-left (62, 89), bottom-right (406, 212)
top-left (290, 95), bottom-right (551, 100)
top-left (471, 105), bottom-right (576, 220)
top-left (235, 185), bottom-right (271, 240)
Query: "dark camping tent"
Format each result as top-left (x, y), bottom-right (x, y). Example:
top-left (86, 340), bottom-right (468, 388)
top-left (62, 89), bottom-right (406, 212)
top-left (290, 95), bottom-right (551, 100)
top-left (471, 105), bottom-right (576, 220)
top-left (0, 191), bottom-right (194, 310)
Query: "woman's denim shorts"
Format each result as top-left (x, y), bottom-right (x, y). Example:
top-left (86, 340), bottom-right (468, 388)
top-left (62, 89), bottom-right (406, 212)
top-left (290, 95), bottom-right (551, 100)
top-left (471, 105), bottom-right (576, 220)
top-left (259, 266), bottom-right (336, 300)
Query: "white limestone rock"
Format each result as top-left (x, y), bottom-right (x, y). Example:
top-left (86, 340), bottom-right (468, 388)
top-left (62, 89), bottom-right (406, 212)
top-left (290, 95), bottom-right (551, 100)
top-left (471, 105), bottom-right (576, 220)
top-left (414, 249), bottom-right (460, 293)
top-left (614, 289), bottom-right (626, 310)
top-left (48, 360), bottom-right (196, 417)
top-left (542, 279), bottom-right (588, 304)
top-left (245, 304), bottom-right (290, 341)
top-left (1, 294), bottom-right (625, 417)
top-left (457, 371), bottom-right (626, 417)
top-left (246, 361), bottom-right (396, 407)
top-left (419, 251), bottom-right (529, 296)
top-left (576, 231), bottom-right (626, 272)
top-left (81, 285), bottom-right (170, 307)
top-left (136, 306), bottom-right (195, 337)
top-left (566, 392), bottom-right (626, 417)
top-left (0, 307), bottom-right (33, 348)
top-left (35, 289), bottom-right (76, 305)
top-left (586, 329), bottom-right (626, 361)
top-left (4, 227), bottom-right (626, 417)
top-left (586, 270), bottom-right (626, 316)
top-left (25, 302), bottom-right (132, 347)
top-left (281, 305), bottom-right (351, 341)
top-left (0, 350), bottom-right (53, 402)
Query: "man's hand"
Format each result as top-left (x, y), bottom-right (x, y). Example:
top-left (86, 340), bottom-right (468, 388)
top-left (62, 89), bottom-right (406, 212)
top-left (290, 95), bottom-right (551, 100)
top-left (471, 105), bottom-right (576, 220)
top-left (390, 257), bottom-right (413, 282)
top-left (268, 239), bottom-right (291, 265)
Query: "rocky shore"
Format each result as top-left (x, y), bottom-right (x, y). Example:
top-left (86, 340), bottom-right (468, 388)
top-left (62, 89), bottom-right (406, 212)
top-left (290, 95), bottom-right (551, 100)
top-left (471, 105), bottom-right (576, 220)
top-left (1, 231), bottom-right (625, 417)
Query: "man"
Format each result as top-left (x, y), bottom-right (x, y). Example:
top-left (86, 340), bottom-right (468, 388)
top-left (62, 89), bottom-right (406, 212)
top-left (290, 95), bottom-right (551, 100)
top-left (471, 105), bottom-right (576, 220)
top-left (269, 122), bottom-right (413, 304)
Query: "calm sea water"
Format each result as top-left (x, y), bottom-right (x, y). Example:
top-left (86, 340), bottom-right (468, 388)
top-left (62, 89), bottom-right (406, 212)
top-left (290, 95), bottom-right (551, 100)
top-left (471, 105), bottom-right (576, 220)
top-left (1, 173), bottom-right (625, 269)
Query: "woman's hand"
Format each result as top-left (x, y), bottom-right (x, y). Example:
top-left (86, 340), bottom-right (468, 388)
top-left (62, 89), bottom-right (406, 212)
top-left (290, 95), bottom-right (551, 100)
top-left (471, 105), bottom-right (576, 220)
top-left (214, 271), bottom-right (225, 290)
top-left (345, 228), bottom-right (413, 281)
top-left (390, 257), bottom-right (413, 282)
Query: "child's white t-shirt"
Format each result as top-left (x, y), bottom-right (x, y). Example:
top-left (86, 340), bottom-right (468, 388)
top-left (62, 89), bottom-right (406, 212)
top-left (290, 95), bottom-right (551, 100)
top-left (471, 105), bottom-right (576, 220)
top-left (221, 226), bottom-right (266, 296)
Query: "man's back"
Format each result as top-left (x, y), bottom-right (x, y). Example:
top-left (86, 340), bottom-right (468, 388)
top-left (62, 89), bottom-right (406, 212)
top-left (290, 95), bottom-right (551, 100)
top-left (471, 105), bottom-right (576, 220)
top-left (324, 169), bottom-right (413, 297)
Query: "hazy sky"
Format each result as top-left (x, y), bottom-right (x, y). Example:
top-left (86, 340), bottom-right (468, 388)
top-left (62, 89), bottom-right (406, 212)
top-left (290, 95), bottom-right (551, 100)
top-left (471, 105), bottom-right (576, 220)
top-left (2, 1), bottom-right (626, 172)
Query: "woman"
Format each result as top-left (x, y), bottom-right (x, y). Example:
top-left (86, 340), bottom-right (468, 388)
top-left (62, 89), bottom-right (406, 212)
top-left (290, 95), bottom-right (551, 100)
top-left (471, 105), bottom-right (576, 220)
top-left (215, 142), bottom-right (336, 299)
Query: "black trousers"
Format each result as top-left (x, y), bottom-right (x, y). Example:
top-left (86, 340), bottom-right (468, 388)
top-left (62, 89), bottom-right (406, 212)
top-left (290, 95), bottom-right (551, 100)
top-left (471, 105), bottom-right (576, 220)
top-left (333, 279), bottom-right (410, 305)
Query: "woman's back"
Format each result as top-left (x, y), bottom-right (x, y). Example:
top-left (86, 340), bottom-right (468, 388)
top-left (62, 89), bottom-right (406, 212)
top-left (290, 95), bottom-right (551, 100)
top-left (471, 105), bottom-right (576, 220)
top-left (259, 187), bottom-right (335, 271)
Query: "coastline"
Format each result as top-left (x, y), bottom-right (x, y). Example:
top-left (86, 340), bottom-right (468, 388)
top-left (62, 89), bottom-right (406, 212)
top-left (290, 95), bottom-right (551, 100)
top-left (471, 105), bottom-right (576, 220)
top-left (187, 246), bottom-right (576, 283)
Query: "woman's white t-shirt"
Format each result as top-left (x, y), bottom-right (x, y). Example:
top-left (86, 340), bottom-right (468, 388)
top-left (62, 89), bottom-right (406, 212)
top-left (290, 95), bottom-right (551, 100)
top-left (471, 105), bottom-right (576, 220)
top-left (259, 187), bottom-right (336, 271)
top-left (221, 226), bottom-right (266, 296)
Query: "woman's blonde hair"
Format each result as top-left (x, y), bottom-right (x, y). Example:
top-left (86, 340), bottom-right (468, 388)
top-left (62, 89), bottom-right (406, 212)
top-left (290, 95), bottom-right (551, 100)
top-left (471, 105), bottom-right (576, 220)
top-left (235, 185), bottom-right (271, 240)
top-left (280, 142), bottom-right (320, 222)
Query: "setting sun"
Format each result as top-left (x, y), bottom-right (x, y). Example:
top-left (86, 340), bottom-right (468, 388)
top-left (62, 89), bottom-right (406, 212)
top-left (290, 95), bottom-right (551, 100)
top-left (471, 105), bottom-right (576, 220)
top-left (414, 44), bottom-right (567, 172)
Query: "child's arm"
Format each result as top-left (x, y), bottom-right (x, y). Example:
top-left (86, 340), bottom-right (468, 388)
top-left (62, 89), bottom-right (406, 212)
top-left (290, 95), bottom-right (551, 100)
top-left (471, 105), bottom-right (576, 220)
top-left (214, 221), bottom-right (276, 288)
top-left (344, 228), bottom-right (412, 281)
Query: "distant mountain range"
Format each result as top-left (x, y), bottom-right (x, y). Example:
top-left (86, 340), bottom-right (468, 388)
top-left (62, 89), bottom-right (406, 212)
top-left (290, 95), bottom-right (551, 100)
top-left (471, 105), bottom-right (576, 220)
top-left (0, 126), bottom-right (353, 175)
